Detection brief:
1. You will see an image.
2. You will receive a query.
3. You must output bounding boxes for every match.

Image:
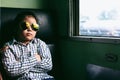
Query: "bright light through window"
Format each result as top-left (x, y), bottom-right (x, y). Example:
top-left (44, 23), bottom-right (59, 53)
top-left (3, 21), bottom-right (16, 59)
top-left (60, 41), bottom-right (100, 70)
top-left (79, 0), bottom-right (120, 37)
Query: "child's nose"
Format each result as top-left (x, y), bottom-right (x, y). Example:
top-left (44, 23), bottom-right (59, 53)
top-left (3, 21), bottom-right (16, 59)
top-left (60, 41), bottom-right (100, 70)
top-left (27, 27), bottom-right (33, 31)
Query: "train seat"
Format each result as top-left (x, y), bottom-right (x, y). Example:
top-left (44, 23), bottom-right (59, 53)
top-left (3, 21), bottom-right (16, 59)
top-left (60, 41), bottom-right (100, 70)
top-left (0, 7), bottom-right (55, 80)
top-left (86, 64), bottom-right (120, 80)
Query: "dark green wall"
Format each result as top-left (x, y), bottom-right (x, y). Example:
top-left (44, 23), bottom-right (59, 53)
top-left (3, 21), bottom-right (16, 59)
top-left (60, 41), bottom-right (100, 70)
top-left (0, 0), bottom-right (44, 9)
top-left (51, 0), bottom-right (120, 80)
top-left (57, 39), bottom-right (120, 80)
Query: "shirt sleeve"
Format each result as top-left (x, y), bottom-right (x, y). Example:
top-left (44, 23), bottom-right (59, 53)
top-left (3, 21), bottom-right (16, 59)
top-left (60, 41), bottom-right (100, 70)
top-left (2, 47), bottom-right (38, 76)
top-left (35, 40), bottom-right (53, 72)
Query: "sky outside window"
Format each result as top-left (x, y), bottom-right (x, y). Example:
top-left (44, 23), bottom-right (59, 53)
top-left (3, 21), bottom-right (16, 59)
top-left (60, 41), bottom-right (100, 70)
top-left (79, 0), bottom-right (120, 37)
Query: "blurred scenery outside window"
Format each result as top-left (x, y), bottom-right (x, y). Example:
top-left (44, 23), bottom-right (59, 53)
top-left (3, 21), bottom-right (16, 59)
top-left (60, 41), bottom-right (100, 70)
top-left (79, 0), bottom-right (120, 37)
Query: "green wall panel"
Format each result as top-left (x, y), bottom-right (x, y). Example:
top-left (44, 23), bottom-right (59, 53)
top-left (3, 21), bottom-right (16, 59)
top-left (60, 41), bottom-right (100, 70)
top-left (58, 39), bottom-right (120, 80)
top-left (52, 0), bottom-right (120, 80)
top-left (0, 0), bottom-right (43, 9)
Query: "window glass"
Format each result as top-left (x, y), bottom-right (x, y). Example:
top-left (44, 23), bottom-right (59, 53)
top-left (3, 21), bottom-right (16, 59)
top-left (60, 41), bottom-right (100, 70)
top-left (79, 0), bottom-right (120, 37)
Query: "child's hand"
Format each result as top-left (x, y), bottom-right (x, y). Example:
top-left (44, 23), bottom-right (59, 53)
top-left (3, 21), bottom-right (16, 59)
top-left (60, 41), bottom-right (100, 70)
top-left (0, 46), bottom-right (9, 53)
top-left (0, 72), bottom-right (3, 80)
top-left (35, 54), bottom-right (41, 62)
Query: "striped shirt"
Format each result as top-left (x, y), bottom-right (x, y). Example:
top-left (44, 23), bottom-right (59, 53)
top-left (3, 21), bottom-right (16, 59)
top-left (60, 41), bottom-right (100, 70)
top-left (2, 38), bottom-right (53, 80)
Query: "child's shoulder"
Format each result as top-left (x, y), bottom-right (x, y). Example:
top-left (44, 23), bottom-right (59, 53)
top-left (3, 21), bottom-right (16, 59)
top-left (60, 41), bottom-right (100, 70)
top-left (0, 40), bottom-right (13, 52)
top-left (4, 40), bottom-right (15, 46)
top-left (34, 38), bottom-right (44, 43)
top-left (34, 38), bottom-right (46, 45)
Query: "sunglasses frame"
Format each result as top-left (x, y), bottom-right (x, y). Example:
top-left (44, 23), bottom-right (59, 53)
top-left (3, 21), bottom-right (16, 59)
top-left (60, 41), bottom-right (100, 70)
top-left (20, 22), bottom-right (39, 31)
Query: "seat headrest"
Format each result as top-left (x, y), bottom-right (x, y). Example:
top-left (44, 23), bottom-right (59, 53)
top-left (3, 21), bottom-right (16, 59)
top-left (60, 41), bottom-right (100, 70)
top-left (0, 7), bottom-right (55, 48)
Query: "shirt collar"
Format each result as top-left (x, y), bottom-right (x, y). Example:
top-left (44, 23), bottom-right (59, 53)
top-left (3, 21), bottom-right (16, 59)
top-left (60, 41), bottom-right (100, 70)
top-left (11, 38), bottom-right (36, 45)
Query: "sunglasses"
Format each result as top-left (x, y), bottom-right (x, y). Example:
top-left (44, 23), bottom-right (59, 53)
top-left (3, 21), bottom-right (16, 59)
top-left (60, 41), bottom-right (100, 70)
top-left (20, 22), bottom-right (39, 31)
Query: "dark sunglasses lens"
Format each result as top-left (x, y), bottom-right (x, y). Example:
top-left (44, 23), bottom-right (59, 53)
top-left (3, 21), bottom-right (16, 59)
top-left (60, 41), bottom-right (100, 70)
top-left (31, 24), bottom-right (39, 31)
top-left (32, 27), bottom-right (38, 31)
top-left (21, 22), bottom-right (27, 30)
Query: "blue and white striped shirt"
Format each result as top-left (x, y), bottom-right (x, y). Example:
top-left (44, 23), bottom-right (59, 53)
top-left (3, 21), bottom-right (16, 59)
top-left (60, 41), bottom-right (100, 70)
top-left (2, 38), bottom-right (53, 80)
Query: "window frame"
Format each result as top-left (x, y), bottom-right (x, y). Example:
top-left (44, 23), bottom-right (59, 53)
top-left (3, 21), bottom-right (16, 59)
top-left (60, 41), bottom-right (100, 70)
top-left (69, 0), bottom-right (120, 44)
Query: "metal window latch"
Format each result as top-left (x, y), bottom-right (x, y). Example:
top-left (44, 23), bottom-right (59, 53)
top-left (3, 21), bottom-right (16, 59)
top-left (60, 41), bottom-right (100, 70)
top-left (105, 53), bottom-right (118, 62)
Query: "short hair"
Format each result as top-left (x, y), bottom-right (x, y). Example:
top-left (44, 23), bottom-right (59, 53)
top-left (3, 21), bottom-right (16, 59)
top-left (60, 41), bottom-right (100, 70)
top-left (14, 11), bottom-right (39, 27)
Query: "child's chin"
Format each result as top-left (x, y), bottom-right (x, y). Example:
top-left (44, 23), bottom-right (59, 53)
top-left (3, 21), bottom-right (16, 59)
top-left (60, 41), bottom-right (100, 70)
top-left (26, 37), bottom-right (33, 41)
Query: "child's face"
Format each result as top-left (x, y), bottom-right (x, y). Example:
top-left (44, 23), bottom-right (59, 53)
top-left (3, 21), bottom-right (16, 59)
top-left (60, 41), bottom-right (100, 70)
top-left (19, 16), bottom-right (38, 42)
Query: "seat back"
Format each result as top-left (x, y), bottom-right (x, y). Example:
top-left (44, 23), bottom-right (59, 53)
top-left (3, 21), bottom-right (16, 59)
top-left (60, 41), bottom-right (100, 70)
top-left (0, 7), bottom-right (55, 80)
top-left (86, 64), bottom-right (120, 80)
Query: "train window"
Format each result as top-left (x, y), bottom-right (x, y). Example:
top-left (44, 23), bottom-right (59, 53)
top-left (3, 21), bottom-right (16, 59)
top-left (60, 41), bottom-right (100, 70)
top-left (69, 0), bottom-right (120, 43)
